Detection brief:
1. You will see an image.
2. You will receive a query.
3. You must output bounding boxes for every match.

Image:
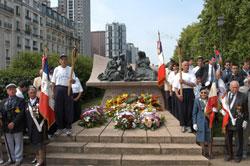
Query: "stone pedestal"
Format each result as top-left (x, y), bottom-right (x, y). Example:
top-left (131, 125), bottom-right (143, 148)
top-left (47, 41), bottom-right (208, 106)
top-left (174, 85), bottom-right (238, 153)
top-left (86, 55), bottom-right (165, 108)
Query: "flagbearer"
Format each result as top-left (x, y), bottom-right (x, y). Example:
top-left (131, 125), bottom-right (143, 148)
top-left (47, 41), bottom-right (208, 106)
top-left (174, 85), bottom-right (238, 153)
top-left (0, 83), bottom-right (25, 166)
top-left (192, 87), bottom-right (213, 158)
top-left (25, 86), bottom-right (45, 166)
top-left (173, 60), bottom-right (196, 133)
top-left (223, 81), bottom-right (248, 163)
top-left (51, 54), bottom-right (75, 136)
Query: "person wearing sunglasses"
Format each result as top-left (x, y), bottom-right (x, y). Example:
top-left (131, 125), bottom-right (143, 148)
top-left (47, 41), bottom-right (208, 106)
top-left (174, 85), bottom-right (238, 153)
top-left (192, 86), bottom-right (213, 159)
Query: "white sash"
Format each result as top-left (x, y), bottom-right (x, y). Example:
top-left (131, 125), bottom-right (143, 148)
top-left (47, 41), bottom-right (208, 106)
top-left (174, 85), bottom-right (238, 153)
top-left (28, 104), bottom-right (44, 132)
top-left (227, 92), bottom-right (237, 126)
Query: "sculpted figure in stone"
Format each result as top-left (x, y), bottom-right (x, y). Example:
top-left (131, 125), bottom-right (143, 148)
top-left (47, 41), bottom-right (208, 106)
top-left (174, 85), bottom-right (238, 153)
top-left (135, 51), bottom-right (156, 81)
top-left (98, 55), bottom-right (122, 81)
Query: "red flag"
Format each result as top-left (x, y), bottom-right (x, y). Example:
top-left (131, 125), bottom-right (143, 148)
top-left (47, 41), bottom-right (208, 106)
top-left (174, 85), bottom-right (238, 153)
top-left (39, 55), bottom-right (55, 129)
top-left (220, 95), bottom-right (230, 132)
top-left (215, 49), bottom-right (220, 56)
top-left (157, 33), bottom-right (166, 86)
top-left (205, 82), bottom-right (218, 128)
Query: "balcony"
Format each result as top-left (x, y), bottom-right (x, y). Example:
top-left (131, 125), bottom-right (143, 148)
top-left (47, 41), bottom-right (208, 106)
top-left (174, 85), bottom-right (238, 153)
top-left (0, 3), bottom-right (14, 14)
top-left (25, 30), bottom-right (31, 35)
top-left (33, 47), bottom-right (38, 51)
top-left (40, 35), bottom-right (43, 39)
top-left (16, 28), bottom-right (20, 32)
top-left (33, 19), bottom-right (38, 24)
top-left (25, 16), bottom-right (31, 20)
top-left (25, 45), bottom-right (31, 50)
top-left (32, 34), bottom-right (38, 38)
top-left (17, 44), bottom-right (21, 48)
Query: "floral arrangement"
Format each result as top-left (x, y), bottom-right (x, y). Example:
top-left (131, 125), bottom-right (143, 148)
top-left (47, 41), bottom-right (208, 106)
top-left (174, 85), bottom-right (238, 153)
top-left (114, 111), bottom-right (138, 130)
top-left (139, 112), bottom-right (165, 130)
top-left (104, 93), bottom-right (165, 130)
top-left (78, 106), bottom-right (107, 128)
top-left (104, 93), bottom-right (162, 118)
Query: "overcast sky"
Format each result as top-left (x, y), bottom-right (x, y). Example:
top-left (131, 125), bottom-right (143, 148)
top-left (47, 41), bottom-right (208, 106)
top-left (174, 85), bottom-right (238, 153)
top-left (51, 0), bottom-right (204, 65)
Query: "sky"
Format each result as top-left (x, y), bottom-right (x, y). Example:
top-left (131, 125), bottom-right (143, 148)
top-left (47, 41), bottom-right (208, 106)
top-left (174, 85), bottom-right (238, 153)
top-left (51, 0), bottom-right (204, 65)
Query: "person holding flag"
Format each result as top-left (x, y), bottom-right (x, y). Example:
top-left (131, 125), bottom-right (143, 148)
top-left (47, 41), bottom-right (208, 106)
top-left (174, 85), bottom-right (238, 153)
top-left (173, 59), bottom-right (196, 133)
top-left (221, 81), bottom-right (248, 163)
top-left (192, 86), bottom-right (213, 158)
top-left (51, 53), bottom-right (76, 136)
top-left (25, 86), bottom-right (45, 166)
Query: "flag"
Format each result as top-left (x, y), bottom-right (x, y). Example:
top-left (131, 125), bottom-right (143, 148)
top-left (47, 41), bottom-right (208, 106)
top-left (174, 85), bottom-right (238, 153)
top-left (214, 49), bottom-right (220, 56)
top-left (39, 55), bottom-right (55, 129)
top-left (220, 95), bottom-right (230, 132)
top-left (157, 33), bottom-right (166, 86)
top-left (205, 82), bottom-right (218, 128)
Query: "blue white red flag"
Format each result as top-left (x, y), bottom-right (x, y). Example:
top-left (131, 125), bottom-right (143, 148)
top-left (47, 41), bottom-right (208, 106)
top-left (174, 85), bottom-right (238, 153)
top-left (157, 32), bottom-right (166, 86)
top-left (39, 55), bottom-right (55, 128)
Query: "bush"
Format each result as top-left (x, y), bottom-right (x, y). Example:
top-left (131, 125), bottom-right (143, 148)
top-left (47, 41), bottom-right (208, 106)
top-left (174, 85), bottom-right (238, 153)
top-left (0, 51), bottom-right (103, 101)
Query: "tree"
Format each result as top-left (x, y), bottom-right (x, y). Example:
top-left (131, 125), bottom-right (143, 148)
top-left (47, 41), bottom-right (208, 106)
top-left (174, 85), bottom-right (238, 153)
top-left (173, 0), bottom-right (250, 65)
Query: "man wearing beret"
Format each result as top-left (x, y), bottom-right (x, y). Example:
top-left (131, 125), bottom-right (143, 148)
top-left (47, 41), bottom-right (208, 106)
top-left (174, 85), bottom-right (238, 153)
top-left (51, 54), bottom-right (75, 136)
top-left (0, 83), bottom-right (25, 166)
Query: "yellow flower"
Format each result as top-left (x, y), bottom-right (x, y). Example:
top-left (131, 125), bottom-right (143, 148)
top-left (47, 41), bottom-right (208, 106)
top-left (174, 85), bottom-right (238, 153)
top-left (15, 107), bottom-right (20, 113)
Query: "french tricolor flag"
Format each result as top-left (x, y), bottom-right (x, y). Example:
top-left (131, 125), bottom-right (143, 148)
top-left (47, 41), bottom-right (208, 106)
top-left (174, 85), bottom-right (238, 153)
top-left (157, 32), bottom-right (166, 86)
top-left (39, 55), bottom-right (55, 129)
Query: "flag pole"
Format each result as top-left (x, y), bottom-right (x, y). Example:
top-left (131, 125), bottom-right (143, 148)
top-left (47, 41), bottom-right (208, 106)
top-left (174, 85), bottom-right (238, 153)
top-left (68, 45), bottom-right (78, 96)
top-left (178, 42), bottom-right (183, 96)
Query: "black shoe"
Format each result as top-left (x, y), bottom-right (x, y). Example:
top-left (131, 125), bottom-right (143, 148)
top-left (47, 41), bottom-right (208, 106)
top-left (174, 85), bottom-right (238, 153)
top-left (234, 158), bottom-right (241, 163)
top-left (31, 158), bottom-right (37, 164)
top-left (224, 155), bottom-right (232, 161)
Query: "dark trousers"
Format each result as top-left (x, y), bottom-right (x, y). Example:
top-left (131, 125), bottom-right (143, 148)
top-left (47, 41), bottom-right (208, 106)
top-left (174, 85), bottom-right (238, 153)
top-left (164, 91), bottom-right (172, 111)
top-left (225, 127), bottom-right (243, 159)
top-left (172, 92), bottom-right (179, 120)
top-left (178, 88), bottom-right (194, 127)
top-left (54, 86), bottom-right (73, 129)
top-left (73, 93), bottom-right (81, 122)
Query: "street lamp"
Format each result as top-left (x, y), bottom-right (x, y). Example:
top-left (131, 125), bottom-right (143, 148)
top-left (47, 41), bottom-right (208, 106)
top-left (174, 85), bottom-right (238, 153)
top-left (217, 16), bottom-right (224, 53)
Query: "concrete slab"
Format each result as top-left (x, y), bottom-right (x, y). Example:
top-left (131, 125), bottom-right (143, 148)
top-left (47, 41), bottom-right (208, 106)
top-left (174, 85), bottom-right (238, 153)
top-left (147, 125), bottom-right (171, 143)
top-left (76, 121), bottom-right (110, 142)
top-left (123, 128), bottom-right (147, 143)
top-left (84, 142), bottom-right (161, 155)
top-left (100, 121), bottom-right (124, 143)
top-left (167, 126), bottom-right (196, 144)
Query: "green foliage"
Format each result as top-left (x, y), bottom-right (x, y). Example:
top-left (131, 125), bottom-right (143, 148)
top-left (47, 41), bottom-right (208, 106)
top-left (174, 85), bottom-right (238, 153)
top-left (173, 0), bottom-right (250, 64)
top-left (0, 51), bottom-right (103, 100)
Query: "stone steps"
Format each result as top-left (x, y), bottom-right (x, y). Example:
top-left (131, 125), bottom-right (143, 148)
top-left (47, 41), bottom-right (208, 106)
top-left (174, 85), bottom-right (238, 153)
top-left (47, 142), bottom-right (202, 155)
top-left (46, 153), bottom-right (208, 166)
top-left (46, 111), bottom-right (209, 165)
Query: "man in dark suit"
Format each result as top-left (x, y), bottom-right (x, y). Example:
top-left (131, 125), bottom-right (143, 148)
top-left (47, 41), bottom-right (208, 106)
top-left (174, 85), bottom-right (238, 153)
top-left (222, 60), bottom-right (232, 83)
top-left (239, 61), bottom-right (249, 80)
top-left (224, 81), bottom-right (248, 163)
top-left (225, 63), bottom-right (244, 89)
top-left (196, 56), bottom-right (217, 87)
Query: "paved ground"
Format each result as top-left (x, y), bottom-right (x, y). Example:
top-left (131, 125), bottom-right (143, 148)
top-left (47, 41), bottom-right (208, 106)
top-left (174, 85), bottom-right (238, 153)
top-left (210, 156), bottom-right (250, 166)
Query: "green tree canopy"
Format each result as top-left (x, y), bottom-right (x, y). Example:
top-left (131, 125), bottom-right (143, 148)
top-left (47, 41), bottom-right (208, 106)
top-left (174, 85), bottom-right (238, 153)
top-left (173, 0), bottom-right (250, 65)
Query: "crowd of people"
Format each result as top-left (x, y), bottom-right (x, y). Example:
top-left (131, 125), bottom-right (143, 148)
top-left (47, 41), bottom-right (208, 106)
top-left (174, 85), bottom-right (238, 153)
top-left (164, 55), bottom-right (250, 162)
top-left (0, 54), bottom-right (83, 166)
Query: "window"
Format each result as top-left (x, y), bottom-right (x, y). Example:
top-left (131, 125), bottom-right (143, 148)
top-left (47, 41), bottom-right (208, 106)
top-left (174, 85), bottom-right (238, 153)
top-left (25, 24), bottom-right (31, 34)
top-left (6, 49), bottom-right (10, 67)
top-left (17, 36), bottom-right (21, 47)
top-left (33, 13), bottom-right (38, 23)
top-left (16, 21), bottom-right (20, 31)
top-left (16, 6), bottom-right (20, 16)
top-left (25, 38), bottom-right (30, 48)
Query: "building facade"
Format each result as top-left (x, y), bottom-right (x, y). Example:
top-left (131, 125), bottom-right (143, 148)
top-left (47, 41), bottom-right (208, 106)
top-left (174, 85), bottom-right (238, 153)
top-left (91, 31), bottom-right (105, 57)
top-left (0, 0), bottom-right (79, 69)
top-left (126, 43), bottom-right (138, 64)
top-left (105, 22), bottom-right (126, 58)
top-left (57, 0), bottom-right (91, 56)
